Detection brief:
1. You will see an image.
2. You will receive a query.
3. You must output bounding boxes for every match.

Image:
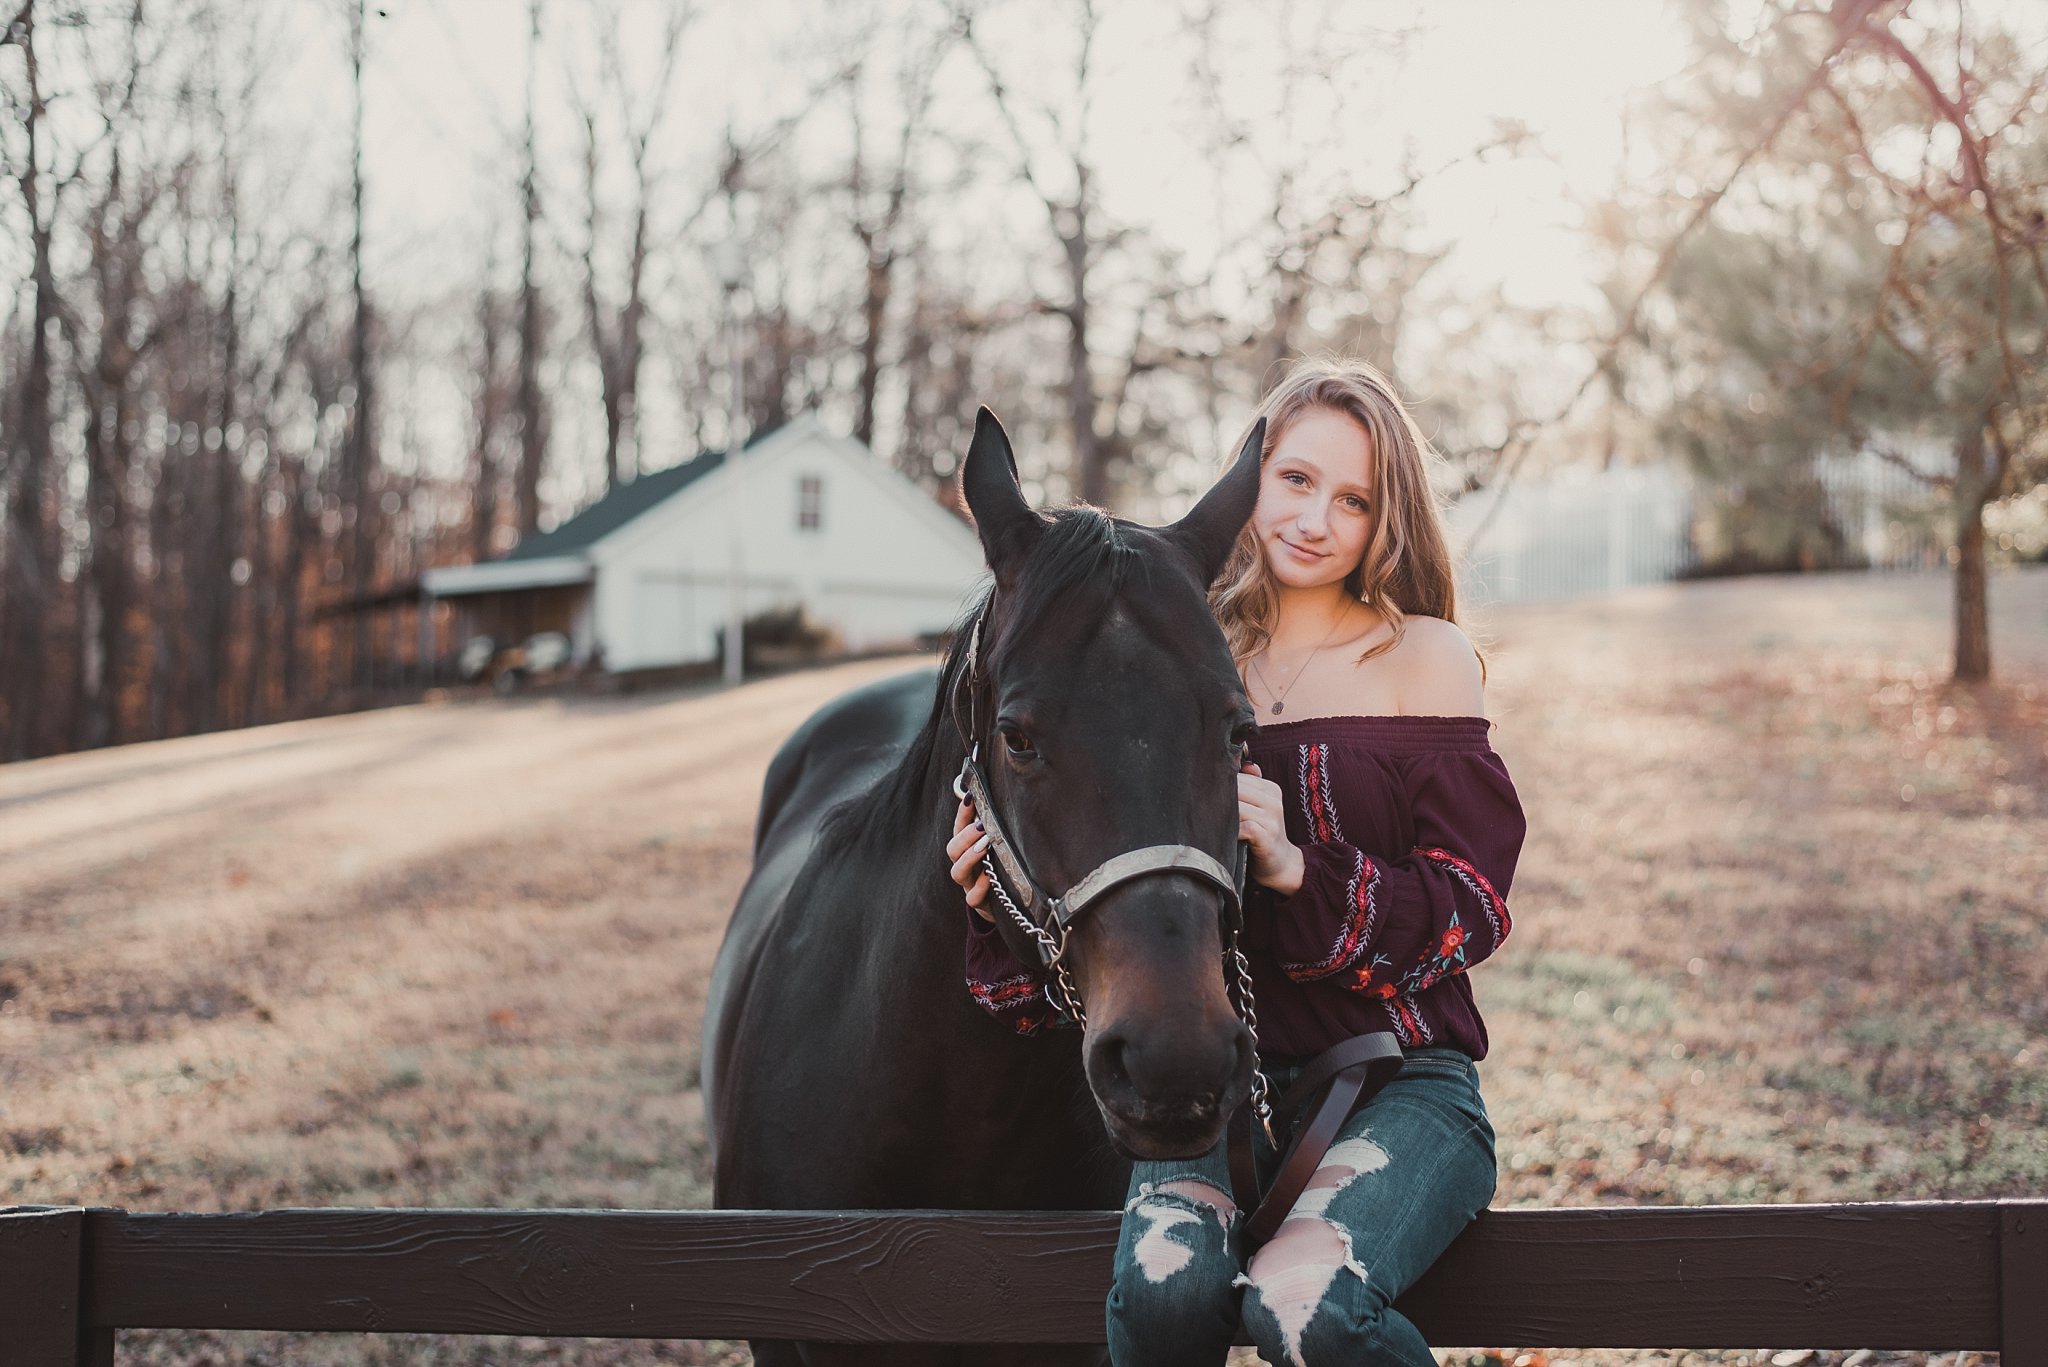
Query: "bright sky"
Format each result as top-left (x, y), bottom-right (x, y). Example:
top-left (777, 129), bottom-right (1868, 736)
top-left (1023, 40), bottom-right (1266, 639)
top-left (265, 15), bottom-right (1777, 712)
top-left (297, 0), bottom-right (1696, 312)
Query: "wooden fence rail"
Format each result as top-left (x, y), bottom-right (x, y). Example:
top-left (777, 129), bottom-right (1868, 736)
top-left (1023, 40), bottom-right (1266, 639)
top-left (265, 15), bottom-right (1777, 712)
top-left (3, 1201), bottom-right (2043, 1366)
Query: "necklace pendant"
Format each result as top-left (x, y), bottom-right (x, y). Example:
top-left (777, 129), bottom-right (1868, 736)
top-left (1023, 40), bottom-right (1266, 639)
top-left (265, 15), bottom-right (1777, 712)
top-left (1271, 701), bottom-right (1284, 715)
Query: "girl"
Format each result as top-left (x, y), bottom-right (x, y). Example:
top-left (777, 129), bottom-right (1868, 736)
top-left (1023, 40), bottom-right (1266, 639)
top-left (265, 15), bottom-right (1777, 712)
top-left (947, 357), bottom-right (1524, 1367)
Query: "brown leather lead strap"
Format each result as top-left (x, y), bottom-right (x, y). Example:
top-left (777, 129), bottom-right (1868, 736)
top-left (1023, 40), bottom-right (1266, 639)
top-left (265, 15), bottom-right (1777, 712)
top-left (1228, 1032), bottom-right (1405, 1251)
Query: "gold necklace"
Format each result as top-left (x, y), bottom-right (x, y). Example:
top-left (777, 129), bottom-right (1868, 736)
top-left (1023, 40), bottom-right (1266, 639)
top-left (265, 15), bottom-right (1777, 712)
top-left (1246, 607), bottom-right (1352, 716)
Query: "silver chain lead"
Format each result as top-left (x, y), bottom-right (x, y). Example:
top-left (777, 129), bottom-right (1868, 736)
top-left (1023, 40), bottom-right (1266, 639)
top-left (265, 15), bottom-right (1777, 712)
top-left (1227, 928), bottom-right (1277, 1146)
top-left (985, 853), bottom-right (1087, 1025)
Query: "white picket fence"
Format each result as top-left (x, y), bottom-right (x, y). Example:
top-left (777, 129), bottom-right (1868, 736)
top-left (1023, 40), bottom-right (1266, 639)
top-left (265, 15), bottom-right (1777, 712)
top-left (1814, 447), bottom-right (1950, 571)
top-left (1448, 464), bottom-right (1695, 606)
top-left (1447, 451), bottom-right (1947, 606)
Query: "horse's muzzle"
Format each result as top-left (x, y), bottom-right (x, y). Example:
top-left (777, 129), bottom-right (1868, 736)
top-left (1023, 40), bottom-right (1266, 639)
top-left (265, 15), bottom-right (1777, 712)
top-left (1087, 1021), bottom-right (1253, 1160)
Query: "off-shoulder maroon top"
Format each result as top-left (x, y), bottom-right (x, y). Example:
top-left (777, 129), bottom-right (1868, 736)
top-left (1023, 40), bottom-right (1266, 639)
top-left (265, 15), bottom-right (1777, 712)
top-left (963, 714), bottom-right (1526, 1060)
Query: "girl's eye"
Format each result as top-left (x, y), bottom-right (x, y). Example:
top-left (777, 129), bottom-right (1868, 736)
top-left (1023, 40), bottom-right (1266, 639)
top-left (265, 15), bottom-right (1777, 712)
top-left (1282, 472), bottom-right (1309, 487)
top-left (1343, 497), bottom-right (1369, 513)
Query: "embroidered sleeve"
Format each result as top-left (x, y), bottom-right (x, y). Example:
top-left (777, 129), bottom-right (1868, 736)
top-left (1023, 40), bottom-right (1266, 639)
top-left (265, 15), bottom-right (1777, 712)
top-left (964, 910), bottom-right (1057, 1036)
top-left (1265, 743), bottom-right (1523, 999)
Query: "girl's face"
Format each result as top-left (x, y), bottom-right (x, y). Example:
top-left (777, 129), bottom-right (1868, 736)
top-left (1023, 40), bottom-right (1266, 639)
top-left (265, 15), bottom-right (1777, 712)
top-left (1252, 407), bottom-right (1376, 594)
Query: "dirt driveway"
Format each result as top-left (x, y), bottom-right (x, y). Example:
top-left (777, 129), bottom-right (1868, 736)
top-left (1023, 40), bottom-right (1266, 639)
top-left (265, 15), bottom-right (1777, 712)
top-left (1, 656), bottom-right (935, 1212)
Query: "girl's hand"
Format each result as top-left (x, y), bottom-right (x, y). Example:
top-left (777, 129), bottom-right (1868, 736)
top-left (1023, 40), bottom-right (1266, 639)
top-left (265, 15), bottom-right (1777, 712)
top-left (947, 796), bottom-right (995, 922)
top-left (1237, 761), bottom-right (1305, 895)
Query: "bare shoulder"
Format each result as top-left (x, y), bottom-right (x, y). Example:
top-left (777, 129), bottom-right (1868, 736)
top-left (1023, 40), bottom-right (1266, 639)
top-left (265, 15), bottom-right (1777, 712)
top-left (1389, 615), bottom-right (1485, 718)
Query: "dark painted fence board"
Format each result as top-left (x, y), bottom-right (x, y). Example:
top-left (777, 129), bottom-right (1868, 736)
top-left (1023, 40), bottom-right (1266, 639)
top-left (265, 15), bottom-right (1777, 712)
top-left (0, 1206), bottom-right (85, 1367)
top-left (2006, 1204), bottom-right (2047, 1367)
top-left (1406, 1202), bottom-right (2003, 1349)
top-left (87, 1209), bottom-right (1115, 1345)
top-left (65, 1201), bottom-right (2039, 1350)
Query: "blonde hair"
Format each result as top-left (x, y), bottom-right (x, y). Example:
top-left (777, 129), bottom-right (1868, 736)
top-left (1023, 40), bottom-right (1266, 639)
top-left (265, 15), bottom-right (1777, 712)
top-left (1211, 356), bottom-right (1464, 671)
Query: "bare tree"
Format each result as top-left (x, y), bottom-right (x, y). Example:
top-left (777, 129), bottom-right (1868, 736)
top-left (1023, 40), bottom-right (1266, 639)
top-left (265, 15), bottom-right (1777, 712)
top-left (567, 0), bottom-right (690, 492)
top-left (842, 11), bottom-right (950, 449)
top-left (959, 0), bottom-right (1129, 506)
top-left (469, 268), bottom-right (512, 562)
top-left (514, 0), bottom-right (550, 536)
top-left (341, 0), bottom-right (377, 691)
top-left (1639, 0), bottom-right (2047, 681)
top-left (0, 0), bottom-right (65, 759)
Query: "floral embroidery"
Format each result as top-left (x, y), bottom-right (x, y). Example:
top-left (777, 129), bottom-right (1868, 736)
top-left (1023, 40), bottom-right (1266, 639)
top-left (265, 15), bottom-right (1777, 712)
top-left (1415, 845), bottom-right (1511, 945)
top-left (1298, 743), bottom-right (1345, 844)
top-left (1386, 847), bottom-right (1511, 997)
top-left (967, 972), bottom-right (1055, 1036)
top-left (1384, 991), bottom-right (1431, 1045)
top-left (1280, 744), bottom-right (1385, 983)
top-left (1280, 845), bottom-right (1386, 982)
top-left (969, 973), bottom-right (1042, 1009)
top-left (1351, 952), bottom-right (1394, 992)
top-left (1394, 906), bottom-right (1467, 995)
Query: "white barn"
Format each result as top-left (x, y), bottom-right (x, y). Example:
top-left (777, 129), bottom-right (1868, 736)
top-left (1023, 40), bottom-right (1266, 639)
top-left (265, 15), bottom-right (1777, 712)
top-left (421, 416), bottom-right (987, 672)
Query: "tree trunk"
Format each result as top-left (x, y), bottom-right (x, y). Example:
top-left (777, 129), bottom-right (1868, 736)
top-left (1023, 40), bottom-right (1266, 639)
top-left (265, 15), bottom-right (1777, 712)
top-left (76, 381), bottom-right (135, 750)
top-left (1951, 426), bottom-right (1995, 683)
top-left (74, 152), bottom-right (142, 752)
top-left (4, 0), bottom-right (56, 761)
top-left (472, 286), bottom-right (504, 562)
top-left (1064, 226), bottom-right (1104, 506)
top-left (346, 0), bottom-right (376, 692)
top-left (856, 236), bottom-right (891, 448)
top-left (196, 220), bottom-right (243, 734)
top-left (280, 459), bottom-right (310, 709)
top-left (146, 452), bottom-right (178, 739)
top-left (244, 474), bottom-right (273, 725)
top-left (617, 201), bottom-right (645, 480)
top-left (514, 0), bottom-right (547, 536)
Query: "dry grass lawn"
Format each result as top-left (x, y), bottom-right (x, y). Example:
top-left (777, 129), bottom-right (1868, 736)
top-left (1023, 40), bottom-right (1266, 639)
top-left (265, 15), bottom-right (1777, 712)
top-left (2, 567), bottom-right (2043, 1367)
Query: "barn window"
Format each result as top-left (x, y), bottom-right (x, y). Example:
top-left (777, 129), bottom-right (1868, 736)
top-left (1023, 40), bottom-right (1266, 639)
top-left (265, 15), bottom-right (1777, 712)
top-left (797, 474), bottom-right (824, 531)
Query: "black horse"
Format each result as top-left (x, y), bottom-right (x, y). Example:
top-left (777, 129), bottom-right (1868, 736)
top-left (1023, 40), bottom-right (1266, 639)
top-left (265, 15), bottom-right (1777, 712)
top-left (702, 409), bottom-right (1266, 1366)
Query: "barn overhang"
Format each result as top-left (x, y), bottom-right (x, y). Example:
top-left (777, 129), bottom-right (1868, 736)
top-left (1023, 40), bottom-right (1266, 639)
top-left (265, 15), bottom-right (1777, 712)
top-left (421, 556), bottom-right (594, 598)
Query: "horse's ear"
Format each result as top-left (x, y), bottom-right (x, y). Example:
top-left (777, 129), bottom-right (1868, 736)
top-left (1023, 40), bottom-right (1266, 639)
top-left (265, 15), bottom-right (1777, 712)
top-left (1168, 417), bottom-right (1266, 586)
top-left (960, 406), bottom-right (1043, 581)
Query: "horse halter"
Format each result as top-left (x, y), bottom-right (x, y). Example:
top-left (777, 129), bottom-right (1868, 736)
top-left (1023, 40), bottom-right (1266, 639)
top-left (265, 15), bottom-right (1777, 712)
top-left (949, 604), bottom-right (1277, 1138)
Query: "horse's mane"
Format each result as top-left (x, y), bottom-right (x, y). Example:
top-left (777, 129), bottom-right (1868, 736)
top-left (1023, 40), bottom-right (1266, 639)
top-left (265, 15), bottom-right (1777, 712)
top-left (817, 506), bottom-right (1151, 856)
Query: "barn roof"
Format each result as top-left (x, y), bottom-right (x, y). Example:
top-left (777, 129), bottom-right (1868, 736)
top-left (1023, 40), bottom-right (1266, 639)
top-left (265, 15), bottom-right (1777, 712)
top-left (500, 420), bottom-right (797, 561)
top-left (503, 448), bottom-right (728, 561)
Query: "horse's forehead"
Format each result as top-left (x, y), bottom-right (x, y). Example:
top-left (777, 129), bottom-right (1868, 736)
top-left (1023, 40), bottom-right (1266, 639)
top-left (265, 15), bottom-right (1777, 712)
top-left (1105, 602), bottom-right (1187, 659)
top-left (1102, 593), bottom-right (1222, 656)
top-left (1042, 598), bottom-right (1230, 696)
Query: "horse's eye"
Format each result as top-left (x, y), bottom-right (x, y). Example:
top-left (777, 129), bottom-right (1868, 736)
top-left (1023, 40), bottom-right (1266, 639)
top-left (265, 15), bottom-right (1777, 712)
top-left (1229, 720), bottom-right (1256, 752)
top-left (1000, 726), bottom-right (1035, 756)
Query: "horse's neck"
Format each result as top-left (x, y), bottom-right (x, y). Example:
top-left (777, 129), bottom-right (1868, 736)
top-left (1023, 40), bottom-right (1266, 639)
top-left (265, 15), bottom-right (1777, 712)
top-left (865, 727), bottom-right (979, 970)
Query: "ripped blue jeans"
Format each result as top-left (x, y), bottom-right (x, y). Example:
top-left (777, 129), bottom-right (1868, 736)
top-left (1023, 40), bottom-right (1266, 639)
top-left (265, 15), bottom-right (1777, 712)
top-left (1105, 1046), bottom-right (1496, 1367)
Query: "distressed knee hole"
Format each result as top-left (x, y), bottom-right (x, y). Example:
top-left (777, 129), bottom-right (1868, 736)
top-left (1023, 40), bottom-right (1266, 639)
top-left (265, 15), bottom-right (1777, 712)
top-left (1247, 1214), bottom-right (1348, 1279)
top-left (1154, 1179), bottom-right (1235, 1217)
top-left (1235, 1133), bottom-right (1387, 1365)
top-left (1241, 1220), bottom-right (1371, 1366)
top-left (1124, 1179), bottom-right (1233, 1284)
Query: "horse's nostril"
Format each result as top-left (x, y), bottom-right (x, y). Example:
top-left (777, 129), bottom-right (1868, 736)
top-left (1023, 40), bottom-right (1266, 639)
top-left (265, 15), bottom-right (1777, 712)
top-left (1090, 1029), bottom-right (1135, 1097)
